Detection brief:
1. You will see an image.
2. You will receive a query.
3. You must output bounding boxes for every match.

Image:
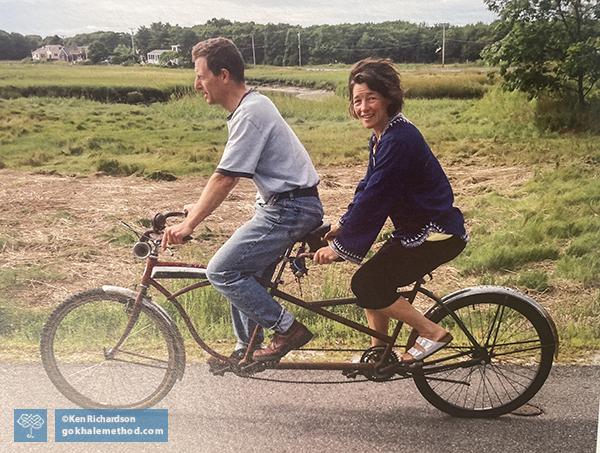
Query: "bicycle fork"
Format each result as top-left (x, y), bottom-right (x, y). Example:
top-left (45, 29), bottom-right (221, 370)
top-left (104, 284), bottom-right (149, 360)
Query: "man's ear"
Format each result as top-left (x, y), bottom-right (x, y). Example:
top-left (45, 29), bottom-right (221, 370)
top-left (220, 68), bottom-right (231, 83)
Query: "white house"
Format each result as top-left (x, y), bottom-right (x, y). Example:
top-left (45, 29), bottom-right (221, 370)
top-left (146, 45), bottom-right (180, 65)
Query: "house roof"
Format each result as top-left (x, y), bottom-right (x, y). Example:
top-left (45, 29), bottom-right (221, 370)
top-left (63, 46), bottom-right (86, 55)
top-left (147, 49), bottom-right (171, 56)
top-left (32, 45), bottom-right (88, 58)
top-left (32, 45), bottom-right (64, 54)
top-left (45, 45), bottom-right (64, 53)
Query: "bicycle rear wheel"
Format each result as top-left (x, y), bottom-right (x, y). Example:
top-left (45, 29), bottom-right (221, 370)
top-left (40, 289), bottom-right (179, 408)
top-left (412, 292), bottom-right (556, 417)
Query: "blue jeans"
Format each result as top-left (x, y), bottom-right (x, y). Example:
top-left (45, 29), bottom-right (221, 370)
top-left (206, 196), bottom-right (323, 349)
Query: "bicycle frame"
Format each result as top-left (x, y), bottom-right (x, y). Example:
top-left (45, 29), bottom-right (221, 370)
top-left (110, 241), bottom-right (487, 376)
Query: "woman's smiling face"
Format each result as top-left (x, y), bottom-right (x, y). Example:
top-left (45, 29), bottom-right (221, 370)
top-left (351, 83), bottom-right (391, 137)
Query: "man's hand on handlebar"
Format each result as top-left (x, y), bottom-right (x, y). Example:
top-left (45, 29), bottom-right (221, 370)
top-left (162, 222), bottom-right (194, 250)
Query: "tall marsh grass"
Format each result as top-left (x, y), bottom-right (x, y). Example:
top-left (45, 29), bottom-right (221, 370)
top-left (0, 62), bottom-right (490, 102)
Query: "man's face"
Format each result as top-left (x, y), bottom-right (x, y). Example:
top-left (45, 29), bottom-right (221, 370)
top-left (194, 57), bottom-right (223, 106)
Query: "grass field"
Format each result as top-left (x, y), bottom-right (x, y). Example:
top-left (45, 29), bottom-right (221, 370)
top-left (0, 61), bottom-right (490, 100)
top-left (0, 62), bottom-right (598, 359)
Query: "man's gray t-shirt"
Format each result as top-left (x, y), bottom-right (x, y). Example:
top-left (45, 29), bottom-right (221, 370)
top-left (215, 90), bottom-right (320, 202)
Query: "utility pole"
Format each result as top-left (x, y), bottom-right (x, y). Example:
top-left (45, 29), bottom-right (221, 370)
top-left (129, 28), bottom-right (136, 55)
top-left (283, 29), bottom-right (290, 65)
top-left (441, 23), bottom-right (448, 67)
top-left (297, 31), bottom-right (302, 67)
top-left (251, 34), bottom-right (256, 67)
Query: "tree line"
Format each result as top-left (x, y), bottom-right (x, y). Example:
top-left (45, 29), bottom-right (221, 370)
top-left (2, 2), bottom-right (597, 112)
top-left (0, 19), bottom-right (496, 66)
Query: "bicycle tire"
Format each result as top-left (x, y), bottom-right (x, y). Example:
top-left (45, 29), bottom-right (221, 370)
top-left (412, 292), bottom-right (555, 417)
top-left (40, 288), bottom-right (179, 409)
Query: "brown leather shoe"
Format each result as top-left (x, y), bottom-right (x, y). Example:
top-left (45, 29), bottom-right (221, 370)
top-left (253, 320), bottom-right (313, 362)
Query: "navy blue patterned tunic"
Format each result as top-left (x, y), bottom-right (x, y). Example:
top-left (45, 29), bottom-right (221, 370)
top-left (331, 113), bottom-right (468, 264)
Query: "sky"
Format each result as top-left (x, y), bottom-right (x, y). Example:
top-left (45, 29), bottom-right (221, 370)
top-left (1, 0), bottom-right (497, 37)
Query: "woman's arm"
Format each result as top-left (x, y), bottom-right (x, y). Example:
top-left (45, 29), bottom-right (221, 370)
top-left (332, 137), bottom-right (411, 263)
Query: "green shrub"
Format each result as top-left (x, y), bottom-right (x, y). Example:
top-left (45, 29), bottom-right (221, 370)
top-left (145, 170), bottom-right (177, 181)
top-left (517, 270), bottom-right (551, 292)
top-left (96, 158), bottom-right (142, 176)
top-left (22, 152), bottom-right (51, 167)
top-left (535, 94), bottom-right (600, 133)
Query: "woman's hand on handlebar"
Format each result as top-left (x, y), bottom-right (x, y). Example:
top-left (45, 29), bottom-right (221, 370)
top-left (162, 222), bottom-right (194, 250)
top-left (323, 223), bottom-right (340, 241)
top-left (313, 245), bottom-right (340, 265)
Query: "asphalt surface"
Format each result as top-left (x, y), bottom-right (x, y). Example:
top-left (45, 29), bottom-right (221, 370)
top-left (0, 363), bottom-right (598, 452)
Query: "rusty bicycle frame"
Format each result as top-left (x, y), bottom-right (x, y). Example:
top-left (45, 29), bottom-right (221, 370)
top-left (109, 213), bottom-right (486, 379)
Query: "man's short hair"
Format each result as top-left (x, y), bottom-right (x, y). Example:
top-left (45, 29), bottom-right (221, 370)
top-left (191, 37), bottom-right (245, 83)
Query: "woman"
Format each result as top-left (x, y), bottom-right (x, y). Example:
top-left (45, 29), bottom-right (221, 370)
top-left (313, 58), bottom-right (468, 362)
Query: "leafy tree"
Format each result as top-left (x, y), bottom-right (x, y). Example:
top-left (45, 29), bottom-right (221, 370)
top-left (42, 35), bottom-right (63, 45)
top-left (158, 50), bottom-right (179, 66)
top-left (148, 22), bottom-right (174, 51)
top-left (0, 30), bottom-right (42, 59)
top-left (175, 29), bottom-right (199, 67)
top-left (87, 41), bottom-right (110, 63)
top-left (134, 26), bottom-right (153, 58)
top-left (25, 35), bottom-right (43, 51)
top-left (111, 44), bottom-right (137, 65)
top-left (0, 31), bottom-right (13, 59)
top-left (483, 0), bottom-right (600, 106)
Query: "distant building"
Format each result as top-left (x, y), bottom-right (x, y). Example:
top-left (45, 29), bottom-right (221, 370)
top-left (31, 45), bottom-right (88, 62)
top-left (146, 45), bottom-right (180, 65)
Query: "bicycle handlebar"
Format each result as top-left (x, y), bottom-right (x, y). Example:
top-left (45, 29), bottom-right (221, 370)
top-left (152, 210), bottom-right (188, 233)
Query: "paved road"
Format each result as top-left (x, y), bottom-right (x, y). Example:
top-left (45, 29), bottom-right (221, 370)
top-left (0, 363), bottom-right (598, 452)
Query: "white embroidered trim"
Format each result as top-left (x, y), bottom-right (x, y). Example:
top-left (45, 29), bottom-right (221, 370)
top-left (394, 222), bottom-right (469, 248)
top-left (331, 238), bottom-right (363, 264)
top-left (377, 113), bottom-right (412, 141)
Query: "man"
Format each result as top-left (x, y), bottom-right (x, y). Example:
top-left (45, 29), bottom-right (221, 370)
top-left (162, 37), bottom-right (323, 365)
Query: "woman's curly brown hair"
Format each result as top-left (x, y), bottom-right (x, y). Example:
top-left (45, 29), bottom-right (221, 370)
top-left (348, 58), bottom-right (404, 119)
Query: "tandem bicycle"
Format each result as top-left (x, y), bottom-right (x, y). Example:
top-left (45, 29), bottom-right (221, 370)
top-left (40, 210), bottom-right (559, 417)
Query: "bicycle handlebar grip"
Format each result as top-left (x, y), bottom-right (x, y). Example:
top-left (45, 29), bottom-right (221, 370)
top-left (152, 211), bottom-right (188, 232)
top-left (152, 213), bottom-right (167, 232)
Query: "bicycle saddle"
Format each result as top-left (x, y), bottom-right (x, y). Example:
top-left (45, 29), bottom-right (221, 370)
top-left (300, 222), bottom-right (331, 252)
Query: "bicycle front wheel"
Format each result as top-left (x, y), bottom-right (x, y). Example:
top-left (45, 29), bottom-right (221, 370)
top-left (412, 292), bottom-right (556, 417)
top-left (41, 289), bottom-right (179, 408)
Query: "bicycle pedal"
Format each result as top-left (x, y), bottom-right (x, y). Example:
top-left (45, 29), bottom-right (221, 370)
top-left (208, 360), bottom-right (236, 376)
top-left (342, 369), bottom-right (360, 379)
